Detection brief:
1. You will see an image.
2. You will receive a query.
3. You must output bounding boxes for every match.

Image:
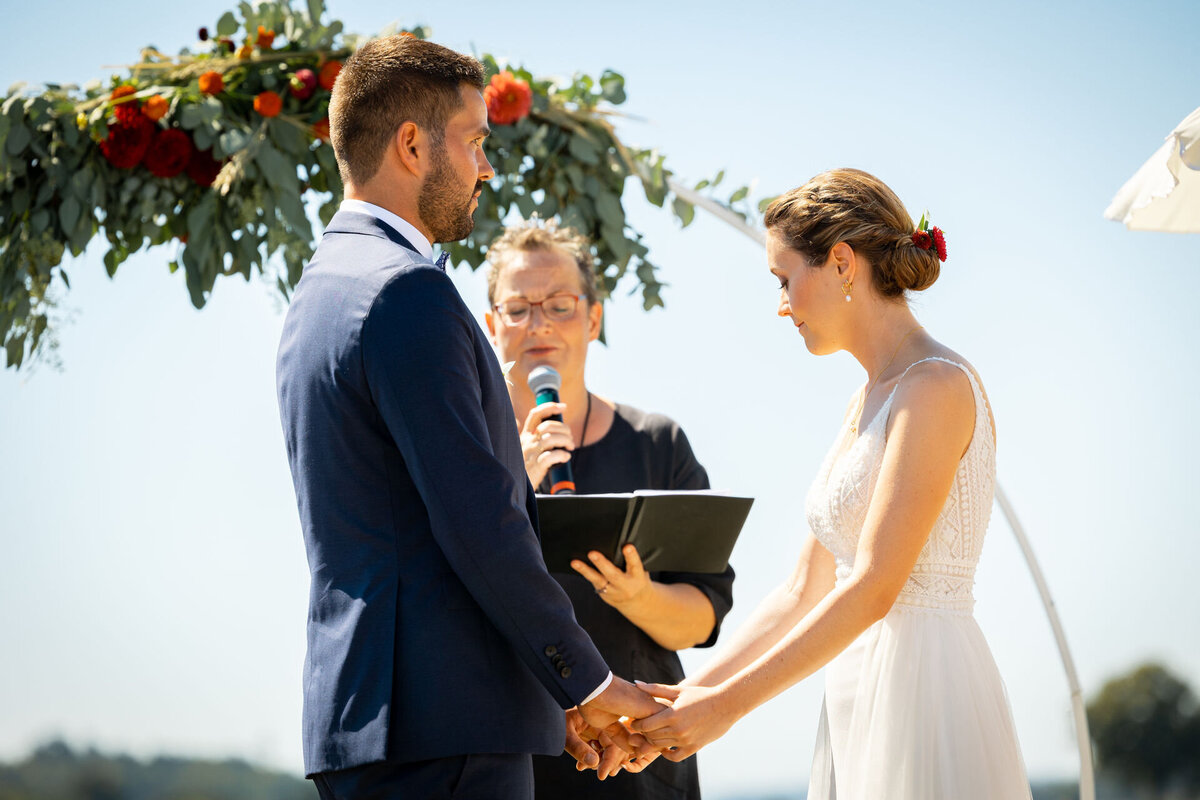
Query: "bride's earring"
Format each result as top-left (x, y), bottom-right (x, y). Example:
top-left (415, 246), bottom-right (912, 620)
top-left (841, 279), bottom-right (853, 302)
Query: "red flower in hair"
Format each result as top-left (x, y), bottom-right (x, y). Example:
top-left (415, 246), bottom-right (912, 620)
top-left (144, 129), bottom-right (194, 178)
top-left (484, 71), bottom-right (533, 125)
top-left (911, 230), bottom-right (932, 250)
top-left (930, 226), bottom-right (947, 262)
top-left (186, 146), bottom-right (223, 187)
top-left (100, 115), bottom-right (154, 169)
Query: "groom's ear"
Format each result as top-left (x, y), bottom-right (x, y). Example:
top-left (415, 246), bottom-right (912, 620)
top-left (394, 121), bottom-right (424, 177)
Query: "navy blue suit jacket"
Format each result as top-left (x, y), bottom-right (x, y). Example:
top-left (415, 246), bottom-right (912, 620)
top-left (276, 209), bottom-right (609, 776)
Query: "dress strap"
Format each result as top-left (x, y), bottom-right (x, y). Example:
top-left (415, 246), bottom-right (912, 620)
top-left (890, 356), bottom-right (994, 444)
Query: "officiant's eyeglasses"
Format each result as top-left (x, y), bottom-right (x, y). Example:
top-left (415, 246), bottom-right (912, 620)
top-left (493, 294), bottom-right (583, 326)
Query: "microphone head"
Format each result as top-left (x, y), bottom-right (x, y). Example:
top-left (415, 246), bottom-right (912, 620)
top-left (527, 365), bottom-right (562, 396)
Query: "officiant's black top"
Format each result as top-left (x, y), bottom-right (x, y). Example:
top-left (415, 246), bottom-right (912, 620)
top-left (533, 403), bottom-right (735, 800)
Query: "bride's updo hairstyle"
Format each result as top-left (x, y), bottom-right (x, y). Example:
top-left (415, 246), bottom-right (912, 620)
top-left (763, 168), bottom-right (941, 298)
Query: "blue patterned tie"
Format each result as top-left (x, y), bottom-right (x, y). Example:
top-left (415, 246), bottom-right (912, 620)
top-left (434, 252), bottom-right (449, 271)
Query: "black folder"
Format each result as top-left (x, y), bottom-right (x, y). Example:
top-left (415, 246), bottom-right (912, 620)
top-left (535, 491), bottom-right (753, 574)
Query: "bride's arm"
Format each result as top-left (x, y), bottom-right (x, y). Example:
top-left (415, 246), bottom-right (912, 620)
top-left (633, 363), bottom-right (976, 756)
top-left (683, 532), bottom-right (836, 688)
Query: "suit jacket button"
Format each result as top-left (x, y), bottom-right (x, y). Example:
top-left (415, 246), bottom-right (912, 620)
top-left (560, 666), bottom-right (572, 678)
top-left (544, 645), bottom-right (558, 657)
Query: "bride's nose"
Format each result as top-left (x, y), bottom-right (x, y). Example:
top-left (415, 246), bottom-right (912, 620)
top-left (777, 290), bottom-right (792, 318)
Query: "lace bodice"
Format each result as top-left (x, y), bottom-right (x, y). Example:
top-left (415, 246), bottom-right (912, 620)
top-left (804, 357), bottom-right (995, 615)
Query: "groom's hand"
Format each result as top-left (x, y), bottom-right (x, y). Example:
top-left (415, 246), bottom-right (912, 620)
top-left (569, 676), bottom-right (664, 776)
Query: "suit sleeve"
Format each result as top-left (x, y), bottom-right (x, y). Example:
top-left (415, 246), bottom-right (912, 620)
top-left (361, 267), bottom-right (609, 707)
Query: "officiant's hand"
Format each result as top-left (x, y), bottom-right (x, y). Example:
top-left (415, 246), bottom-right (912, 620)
top-left (629, 681), bottom-right (740, 761)
top-left (520, 401), bottom-right (573, 486)
top-left (571, 544), bottom-right (650, 608)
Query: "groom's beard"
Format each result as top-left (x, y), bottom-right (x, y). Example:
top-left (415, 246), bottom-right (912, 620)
top-left (419, 143), bottom-right (481, 244)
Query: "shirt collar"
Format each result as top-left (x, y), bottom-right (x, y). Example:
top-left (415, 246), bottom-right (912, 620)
top-left (339, 199), bottom-right (433, 260)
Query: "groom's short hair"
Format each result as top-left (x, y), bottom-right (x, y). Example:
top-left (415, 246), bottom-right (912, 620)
top-left (329, 35), bottom-right (485, 188)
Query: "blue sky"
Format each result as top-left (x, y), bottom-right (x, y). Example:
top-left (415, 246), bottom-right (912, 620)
top-left (2, 1), bottom-right (1198, 796)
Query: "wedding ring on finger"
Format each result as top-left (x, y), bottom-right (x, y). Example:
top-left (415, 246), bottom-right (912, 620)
top-left (596, 582), bottom-right (610, 595)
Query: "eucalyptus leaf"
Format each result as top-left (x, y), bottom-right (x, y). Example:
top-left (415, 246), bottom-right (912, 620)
top-left (216, 11), bottom-right (239, 37)
top-left (594, 192), bottom-right (624, 232)
top-left (59, 196), bottom-right (80, 235)
top-left (567, 134), bottom-right (600, 166)
top-left (218, 127), bottom-right (251, 157)
top-left (672, 197), bottom-right (695, 228)
top-left (5, 122), bottom-right (30, 155)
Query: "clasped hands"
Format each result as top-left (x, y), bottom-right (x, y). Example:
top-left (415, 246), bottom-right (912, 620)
top-left (566, 677), bottom-right (734, 780)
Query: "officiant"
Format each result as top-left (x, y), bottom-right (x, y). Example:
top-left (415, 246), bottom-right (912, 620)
top-left (484, 219), bottom-right (735, 800)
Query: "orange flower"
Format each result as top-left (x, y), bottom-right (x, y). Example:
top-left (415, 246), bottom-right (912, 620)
top-left (256, 25), bottom-right (275, 49)
top-left (110, 85), bottom-right (142, 124)
top-left (400, 31), bottom-right (416, 38)
top-left (254, 90), bottom-right (283, 118)
top-left (483, 71), bottom-right (533, 125)
top-left (313, 118), bottom-right (330, 142)
top-left (236, 44), bottom-right (253, 59)
top-left (199, 71), bottom-right (224, 95)
top-left (318, 60), bottom-right (341, 91)
top-left (142, 94), bottom-right (169, 121)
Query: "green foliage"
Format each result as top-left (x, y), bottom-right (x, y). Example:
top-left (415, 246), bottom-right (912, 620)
top-left (0, 740), bottom-right (316, 800)
top-left (1087, 662), bottom-right (1200, 794)
top-left (0, 1), bottom-right (763, 370)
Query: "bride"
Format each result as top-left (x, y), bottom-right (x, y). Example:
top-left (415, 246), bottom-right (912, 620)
top-left (623, 168), bottom-right (1032, 799)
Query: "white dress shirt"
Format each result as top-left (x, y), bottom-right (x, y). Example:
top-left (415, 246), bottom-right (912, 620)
top-left (339, 198), bottom-right (433, 260)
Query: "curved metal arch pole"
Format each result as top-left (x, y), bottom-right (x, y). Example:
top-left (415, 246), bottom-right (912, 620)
top-left (668, 178), bottom-right (1096, 800)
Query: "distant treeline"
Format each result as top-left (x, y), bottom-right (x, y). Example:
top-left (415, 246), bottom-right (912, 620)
top-left (0, 740), bottom-right (316, 800)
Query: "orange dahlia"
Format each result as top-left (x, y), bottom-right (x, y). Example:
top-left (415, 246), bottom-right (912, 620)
top-left (142, 94), bottom-right (169, 122)
top-left (483, 71), bottom-right (533, 125)
top-left (199, 71), bottom-right (224, 95)
top-left (254, 90), bottom-right (282, 118)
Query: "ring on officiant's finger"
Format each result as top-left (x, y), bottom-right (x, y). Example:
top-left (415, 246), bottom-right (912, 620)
top-left (596, 582), bottom-right (610, 594)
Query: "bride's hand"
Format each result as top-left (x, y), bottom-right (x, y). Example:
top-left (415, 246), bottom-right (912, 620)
top-left (630, 681), bottom-right (739, 761)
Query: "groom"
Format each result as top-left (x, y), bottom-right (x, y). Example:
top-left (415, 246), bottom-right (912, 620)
top-left (276, 35), bottom-right (658, 799)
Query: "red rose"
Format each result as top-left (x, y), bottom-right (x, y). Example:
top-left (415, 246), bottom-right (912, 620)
top-left (110, 85), bottom-right (141, 125)
top-left (199, 71), bottom-right (224, 95)
top-left (312, 117), bottom-right (330, 142)
top-left (289, 68), bottom-right (317, 100)
top-left (100, 115), bottom-right (154, 169)
top-left (931, 226), bottom-right (947, 262)
top-left (254, 90), bottom-right (282, 118)
top-left (911, 230), bottom-right (932, 250)
top-left (483, 71), bottom-right (532, 125)
top-left (186, 147), bottom-right (223, 187)
top-left (318, 60), bottom-right (341, 91)
top-left (144, 129), bottom-right (194, 178)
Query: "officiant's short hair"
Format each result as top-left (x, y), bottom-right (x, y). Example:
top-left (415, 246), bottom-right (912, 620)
top-left (329, 35), bottom-right (485, 188)
top-left (486, 220), bottom-right (601, 306)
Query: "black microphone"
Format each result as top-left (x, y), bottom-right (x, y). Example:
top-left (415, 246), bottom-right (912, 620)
top-left (527, 365), bottom-right (575, 494)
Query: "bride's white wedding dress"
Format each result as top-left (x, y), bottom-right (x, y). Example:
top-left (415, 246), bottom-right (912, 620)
top-left (804, 357), bottom-right (1032, 799)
